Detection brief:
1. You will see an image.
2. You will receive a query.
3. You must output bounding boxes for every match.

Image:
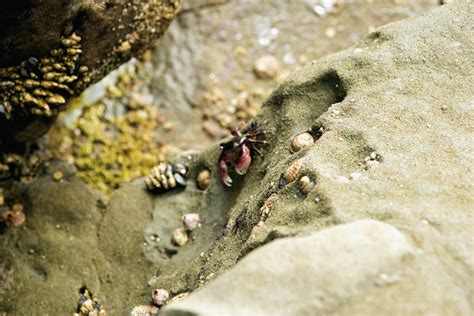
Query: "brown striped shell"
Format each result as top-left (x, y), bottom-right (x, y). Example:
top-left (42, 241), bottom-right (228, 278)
top-left (145, 162), bottom-right (187, 192)
top-left (260, 193), bottom-right (278, 221)
top-left (282, 158), bottom-right (306, 184)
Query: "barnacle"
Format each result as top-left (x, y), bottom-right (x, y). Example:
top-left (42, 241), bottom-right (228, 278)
top-left (0, 32), bottom-right (89, 120)
top-left (145, 162), bottom-right (188, 192)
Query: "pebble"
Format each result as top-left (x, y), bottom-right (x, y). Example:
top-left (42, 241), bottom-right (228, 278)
top-left (202, 120), bottom-right (222, 138)
top-left (325, 27), bottom-right (337, 38)
top-left (196, 169), bottom-right (211, 190)
top-left (52, 170), bottom-right (64, 181)
top-left (374, 272), bottom-right (400, 286)
top-left (182, 213), bottom-right (201, 231)
top-left (253, 55), bottom-right (281, 80)
top-left (171, 227), bottom-right (188, 246)
top-left (163, 121), bottom-right (174, 131)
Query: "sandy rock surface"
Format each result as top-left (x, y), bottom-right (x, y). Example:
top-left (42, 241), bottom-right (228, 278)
top-left (161, 1), bottom-right (474, 314)
top-left (163, 219), bottom-right (417, 315)
top-left (0, 1), bottom-right (472, 315)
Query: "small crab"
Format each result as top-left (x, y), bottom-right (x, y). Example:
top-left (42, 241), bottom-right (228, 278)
top-left (218, 122), bottom-right (268, 187)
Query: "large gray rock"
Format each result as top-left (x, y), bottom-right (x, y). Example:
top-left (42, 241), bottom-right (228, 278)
top-left (1, 1), bottom-right (472, 315)
top-left (162, 220), bottom-right (417, 316)
top-left (155, 1), bottom-right (474, 314)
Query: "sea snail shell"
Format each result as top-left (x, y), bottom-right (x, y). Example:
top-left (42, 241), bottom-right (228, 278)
top-left (290, 132), bottom-right (314, 153)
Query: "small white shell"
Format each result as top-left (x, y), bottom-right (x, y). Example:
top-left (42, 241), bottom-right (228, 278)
top-left (299, 176), bottom-right (314, 195)
top-left (152, 289), bottom-right (170, 306)
top-left (182, 213), bottom-right (201, 231)
top-left (171, 228), bottom-right (188, 246)
top-left (290, 132), bottom-right (314, 153)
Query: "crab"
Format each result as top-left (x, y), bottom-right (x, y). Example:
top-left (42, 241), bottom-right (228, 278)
top-left (218, 122), bottom-right (268, 187)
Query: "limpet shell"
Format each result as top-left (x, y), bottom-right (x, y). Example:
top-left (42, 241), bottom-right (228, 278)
top-left (196, 169), bottom-right (211, 190)
top-left (171, 227), bottom-right (188, 246)
top-left (290, 132), bottom-right (314, 153)
top-left (299, 176), bottom-right (314, 195)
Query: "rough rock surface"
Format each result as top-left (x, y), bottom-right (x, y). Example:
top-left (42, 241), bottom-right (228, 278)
top-left (0, 0), bottom-right (180, 143)
top-left (163, 220), bottom-right (417, 315)
top-left (160, 1), bottom-right (473, 314)
top-left (0, 1), bottom-right (473, 315)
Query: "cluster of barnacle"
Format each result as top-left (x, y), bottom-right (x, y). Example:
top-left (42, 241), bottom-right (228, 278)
top-left (74, 286), bottom-right (106, 316)
top-left (0, 150), bottom-right (47, 183)
top-left (0, 31), bottom-right (89, 119)
top-left (144, 162), bottom-right (188, 192)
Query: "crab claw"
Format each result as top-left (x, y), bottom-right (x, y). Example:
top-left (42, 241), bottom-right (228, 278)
top-left (220, 160), bottom-right (233, 187)
top-left (233, 144), bottom-right (252, 175)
